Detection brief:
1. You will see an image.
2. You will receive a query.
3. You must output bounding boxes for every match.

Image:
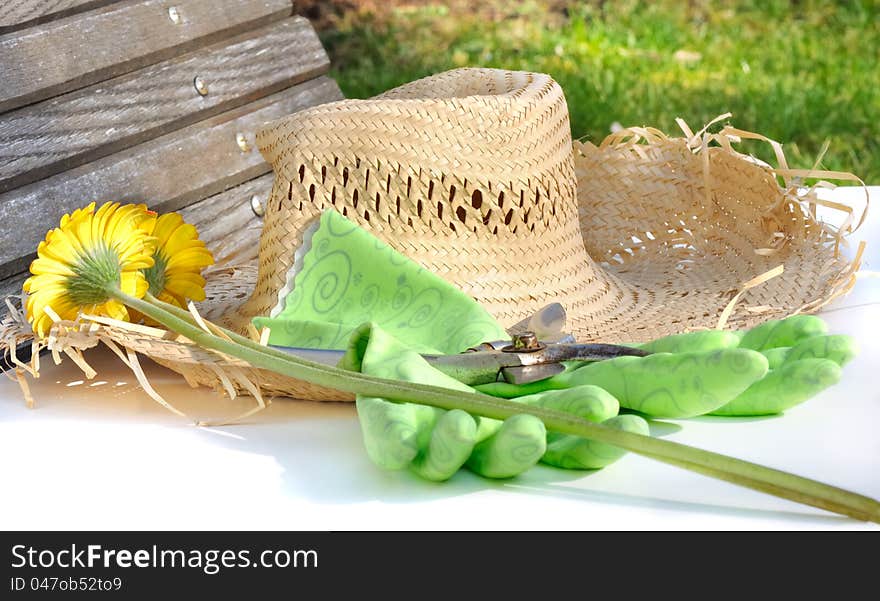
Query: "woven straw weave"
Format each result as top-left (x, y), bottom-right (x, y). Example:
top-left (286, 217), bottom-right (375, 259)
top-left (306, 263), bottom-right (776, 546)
top-left (2, 68), bottom-right (864, 405)
top-left (228, 69), bottom-right (589, 336)
top-left (229, 67), bottom-right (859, 341)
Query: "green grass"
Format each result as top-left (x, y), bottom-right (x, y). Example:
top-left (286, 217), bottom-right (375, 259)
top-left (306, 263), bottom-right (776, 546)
top-left (320, 0), bottom-right (880, 183)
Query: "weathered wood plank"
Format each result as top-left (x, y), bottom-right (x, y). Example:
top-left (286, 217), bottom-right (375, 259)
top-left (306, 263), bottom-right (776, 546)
top-left (179, 174), bottom-right (273, 266)
top-left (0, 173), bottom-right (272, 300)
top-left (0, 0), bottom-right (117, 33)
top-left (0, 17), bottom-right (328, 194)
top-left (0, 0), bottom-right (293, 113)
top-left (0, 274), bottom-right (25, 300)
top-left (0, 76), bottom-right (342, 279)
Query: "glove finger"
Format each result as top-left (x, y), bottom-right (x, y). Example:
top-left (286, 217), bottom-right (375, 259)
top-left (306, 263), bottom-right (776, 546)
top-left (466, 414), bottom-right (546, 479)
top-left (564, 348), bottom-right (768, 418)
top-left (516, 385), bottom-right (619, 422)
top-left (761, 347), bottom-right (790, 369)
top-left (541, 415), bottom-right (650, 470)
top-left (637, 330), bottom-right (741, 354)
top-left (356, 396), bottom-right (421, 470)
top-left (475, 378), bottom-right (562, 399)
top-left (519, 386), bottom-right (618, 444)
top-left (738, 315), bottom-right (828, 351)
top-left (784, 334), bottom-right (858, 367)
top-left (410, 409), bottom-right (478, 481)
top-left (710, 358), bottom-right (841, 416)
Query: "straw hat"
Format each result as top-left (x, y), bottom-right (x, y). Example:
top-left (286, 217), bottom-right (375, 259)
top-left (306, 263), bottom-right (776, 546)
top-left (3, 68), bottom-right (865, 407)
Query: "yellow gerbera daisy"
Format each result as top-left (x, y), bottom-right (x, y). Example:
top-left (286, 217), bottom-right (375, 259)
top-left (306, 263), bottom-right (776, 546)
top-left (141, 212), bottom-right (214, 309)
top-left (23, 202), bottom-right (157, 337)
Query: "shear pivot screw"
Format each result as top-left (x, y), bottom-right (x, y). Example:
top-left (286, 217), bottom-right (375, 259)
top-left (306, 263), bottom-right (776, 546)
top-left (513, 331), bottom-right (540, 350)
top-left (503, 331), bottom-right (544, 353)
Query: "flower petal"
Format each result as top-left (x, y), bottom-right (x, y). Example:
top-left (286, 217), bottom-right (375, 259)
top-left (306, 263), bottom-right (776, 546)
top-left (24, 201), bottom-right (157, 336)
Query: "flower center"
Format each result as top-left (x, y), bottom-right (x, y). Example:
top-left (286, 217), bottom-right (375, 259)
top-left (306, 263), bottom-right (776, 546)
top-left (143, 252), bottom-right (168, 297)
top-left (66, 243), bottom-right (122, 305)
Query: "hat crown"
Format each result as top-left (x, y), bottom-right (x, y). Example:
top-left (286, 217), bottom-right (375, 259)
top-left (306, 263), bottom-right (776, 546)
top-left (258, 69), bottom-right (573, 181)
top-left (242, 68), bottom-right (596, 329)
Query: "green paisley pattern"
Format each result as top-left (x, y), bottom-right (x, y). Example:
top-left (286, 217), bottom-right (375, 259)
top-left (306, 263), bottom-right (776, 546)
top-left (784, 334), bottom-right (859, 367)
top-left (562, 348), bottom-right (769, 418)
top-left (253, 209), bottom-right (507, 354)
top-left (710, 358), bottom-right (842, 416)
top-left (542, 415), bottom-right (650, 470)
top-left (738, 315), bottom-right (828, 351)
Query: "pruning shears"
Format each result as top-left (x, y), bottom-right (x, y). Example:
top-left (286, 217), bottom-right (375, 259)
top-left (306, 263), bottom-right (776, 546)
top-left (271, 303), bottom-right (650, 387)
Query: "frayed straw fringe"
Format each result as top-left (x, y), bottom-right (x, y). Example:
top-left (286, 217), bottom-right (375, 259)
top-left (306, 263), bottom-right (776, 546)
top-left (578, 116), bottom-right (868, 333)
top-left (1, 296), bottom-right (270, 425)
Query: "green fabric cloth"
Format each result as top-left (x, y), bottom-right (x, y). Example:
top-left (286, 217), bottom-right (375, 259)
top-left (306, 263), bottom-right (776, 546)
top-left (252, 209), bottom-right (507, 354)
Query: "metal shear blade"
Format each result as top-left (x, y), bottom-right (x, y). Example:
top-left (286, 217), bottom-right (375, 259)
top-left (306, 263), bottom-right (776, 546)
top-left (425, 340), bottom-right (649, 386)
top-left (270, 341), bottom-right (648, 387)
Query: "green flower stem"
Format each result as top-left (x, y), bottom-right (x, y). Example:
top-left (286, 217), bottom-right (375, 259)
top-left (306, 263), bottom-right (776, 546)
top-left (114, 289), bottom-right (880, 523)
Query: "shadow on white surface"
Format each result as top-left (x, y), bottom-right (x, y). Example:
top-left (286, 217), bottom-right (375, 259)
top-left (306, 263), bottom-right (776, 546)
top-left (187, 402), bottom-right (855, 526)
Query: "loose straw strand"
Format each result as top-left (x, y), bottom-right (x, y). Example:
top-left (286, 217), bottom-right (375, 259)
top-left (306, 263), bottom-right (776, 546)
top-left (717, 265), bottom-right (785, 330)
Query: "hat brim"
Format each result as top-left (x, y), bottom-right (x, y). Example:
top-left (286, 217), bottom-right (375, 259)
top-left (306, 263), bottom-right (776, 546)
top-left (75, 125), bottom-right (862, 404)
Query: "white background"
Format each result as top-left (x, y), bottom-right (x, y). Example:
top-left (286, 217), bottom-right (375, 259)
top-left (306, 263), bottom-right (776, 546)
top-left (1, 187), bottom-right (877, 530)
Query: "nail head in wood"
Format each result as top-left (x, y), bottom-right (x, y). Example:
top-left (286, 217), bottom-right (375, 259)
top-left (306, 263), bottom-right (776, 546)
top-left (236, 132), bottom-right (252, 153)
top-left (193, 76), bottom-right (209, 96)
top-left (168, 6), bottom-right (182, 24)
top-left (250, 194), bottom-right (265, 217)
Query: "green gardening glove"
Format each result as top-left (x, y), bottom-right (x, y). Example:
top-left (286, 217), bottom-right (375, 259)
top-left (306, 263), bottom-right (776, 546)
top-left (477, 315), bottom-right (855, 418)
top-left (512, 386), bottom-right (650, 470)
top-left (346, 324), bottom-right (546, 480)
top-left (345, 324), bottom-right (650, 479)
top-left (622, 315), bottom-right (855, 416)
top-left (710, 315), bottom-right (857, 416)
top-left (478, 334), bottom-right (769, 418)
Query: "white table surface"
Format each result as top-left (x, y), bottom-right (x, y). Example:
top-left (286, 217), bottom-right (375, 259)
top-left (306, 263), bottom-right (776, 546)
top-left (2, 187), bottom-right (878, 531)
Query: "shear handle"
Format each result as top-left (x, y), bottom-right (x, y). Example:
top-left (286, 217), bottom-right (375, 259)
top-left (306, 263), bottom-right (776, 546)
top-left (521, 342), bottom-right (650, 366)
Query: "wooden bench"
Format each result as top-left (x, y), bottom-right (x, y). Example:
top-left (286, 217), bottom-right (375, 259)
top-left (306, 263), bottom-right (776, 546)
top-left (0, 0), bottom-right (342, 299)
